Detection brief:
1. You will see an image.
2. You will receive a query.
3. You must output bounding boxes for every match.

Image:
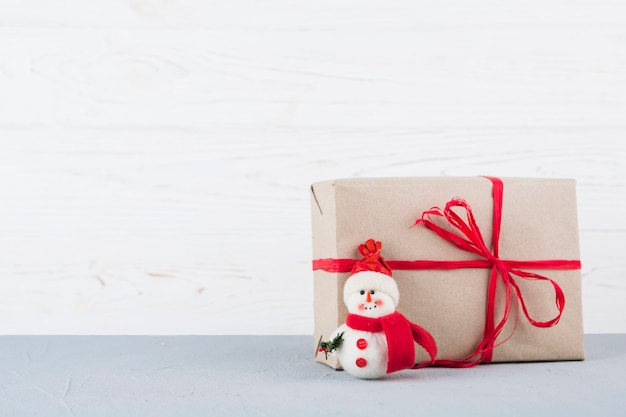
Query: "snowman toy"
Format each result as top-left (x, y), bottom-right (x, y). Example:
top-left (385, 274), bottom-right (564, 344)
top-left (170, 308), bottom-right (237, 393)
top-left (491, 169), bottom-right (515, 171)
top-left (319, 239), bottom-right (437, 379)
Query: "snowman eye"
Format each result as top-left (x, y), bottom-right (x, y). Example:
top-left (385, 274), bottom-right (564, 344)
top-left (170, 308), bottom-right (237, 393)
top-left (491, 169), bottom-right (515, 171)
top-left (359, 290), bottom-right (365, 295)
top-left (370, 290), bottom-right (375, 295)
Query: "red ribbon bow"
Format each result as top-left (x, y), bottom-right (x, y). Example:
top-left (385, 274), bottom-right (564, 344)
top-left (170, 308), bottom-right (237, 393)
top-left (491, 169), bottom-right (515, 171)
top-left (312, 176), bottom-right (581, 367)
top-left (414, 176), bottom-right (579, 366)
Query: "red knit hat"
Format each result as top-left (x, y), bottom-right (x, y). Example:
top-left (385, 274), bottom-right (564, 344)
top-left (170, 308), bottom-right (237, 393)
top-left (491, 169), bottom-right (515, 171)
top-left (343, 239), bottom-right (400, 307)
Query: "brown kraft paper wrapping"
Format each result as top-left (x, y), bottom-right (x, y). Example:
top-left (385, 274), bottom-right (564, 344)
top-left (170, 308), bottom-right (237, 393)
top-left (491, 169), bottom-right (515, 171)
top-left (311, 177), bottom-right (584, 369)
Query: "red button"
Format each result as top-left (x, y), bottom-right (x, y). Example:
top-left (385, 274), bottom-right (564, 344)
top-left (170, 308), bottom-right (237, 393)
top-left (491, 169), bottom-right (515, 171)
top-left (355, 357), bottom-right (367, 368)
top-left (356, 338), bottom-right (368, 350)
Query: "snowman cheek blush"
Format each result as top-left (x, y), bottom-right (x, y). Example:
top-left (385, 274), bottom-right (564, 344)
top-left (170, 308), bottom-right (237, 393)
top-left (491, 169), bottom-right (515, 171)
top-left (346, 293), bottom-right (368, 314)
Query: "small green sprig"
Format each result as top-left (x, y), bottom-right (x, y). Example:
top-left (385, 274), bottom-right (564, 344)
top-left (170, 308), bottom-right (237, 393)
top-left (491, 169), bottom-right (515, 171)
top-left (317, 332), bottom-right (344, 360)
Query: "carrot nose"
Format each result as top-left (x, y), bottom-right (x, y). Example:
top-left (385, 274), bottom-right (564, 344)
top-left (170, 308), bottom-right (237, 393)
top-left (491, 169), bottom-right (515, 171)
top-left (366, 291), bottom-right (372, 303)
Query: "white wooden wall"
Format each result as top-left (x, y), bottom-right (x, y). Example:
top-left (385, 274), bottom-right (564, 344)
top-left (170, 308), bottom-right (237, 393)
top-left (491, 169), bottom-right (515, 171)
top-left (0, 0), bottom-right (624, 335)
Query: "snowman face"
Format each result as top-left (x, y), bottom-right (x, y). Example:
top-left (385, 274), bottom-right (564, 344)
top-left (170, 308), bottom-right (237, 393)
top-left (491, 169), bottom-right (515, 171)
top-left (346, 289), bottom-right (396, 318)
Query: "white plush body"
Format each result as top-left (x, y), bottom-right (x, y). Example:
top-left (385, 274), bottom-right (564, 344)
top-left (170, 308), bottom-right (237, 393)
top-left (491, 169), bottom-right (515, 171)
top-left (331, 324), bottom-right (388, 379)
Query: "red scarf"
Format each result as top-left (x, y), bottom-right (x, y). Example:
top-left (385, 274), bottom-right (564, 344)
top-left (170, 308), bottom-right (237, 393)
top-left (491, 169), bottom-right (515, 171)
top-left (346, 312), bottom-right (437, 373)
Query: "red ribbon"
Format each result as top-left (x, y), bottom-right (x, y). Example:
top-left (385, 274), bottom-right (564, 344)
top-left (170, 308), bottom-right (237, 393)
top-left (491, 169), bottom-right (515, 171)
top-left (312, 176), bottom-right (581, 367)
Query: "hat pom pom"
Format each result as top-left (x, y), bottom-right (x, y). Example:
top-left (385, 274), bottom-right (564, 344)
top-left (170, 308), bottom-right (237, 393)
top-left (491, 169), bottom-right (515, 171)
top-left (358, 239), bottom-right (382, 257)
top-left (350, 239), bottom-right (393, 277)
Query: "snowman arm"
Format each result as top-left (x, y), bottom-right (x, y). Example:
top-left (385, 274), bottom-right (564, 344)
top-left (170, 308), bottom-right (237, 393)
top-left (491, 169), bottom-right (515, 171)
top-left (329, 324), bottom-right (348, 342)
top-left (328, 324), bottom-right (348, 355)
top-left (410, 322), bottom-right (437, 364)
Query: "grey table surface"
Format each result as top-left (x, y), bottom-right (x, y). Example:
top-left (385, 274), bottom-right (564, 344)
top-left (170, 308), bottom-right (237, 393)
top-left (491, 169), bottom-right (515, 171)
top-left (0, 334), bottom-right (624, 417)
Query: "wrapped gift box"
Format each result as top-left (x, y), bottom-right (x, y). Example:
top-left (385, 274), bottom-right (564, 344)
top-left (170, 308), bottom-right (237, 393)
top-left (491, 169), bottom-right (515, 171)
top-left (311, 177), bottom-right (584, 369)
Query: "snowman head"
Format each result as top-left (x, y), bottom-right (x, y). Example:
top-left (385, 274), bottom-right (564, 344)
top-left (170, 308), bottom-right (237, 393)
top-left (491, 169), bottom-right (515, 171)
top-left (343, 239), bottom-right (399, 318)
top-left (344, 271), bottom-right (398, 318)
